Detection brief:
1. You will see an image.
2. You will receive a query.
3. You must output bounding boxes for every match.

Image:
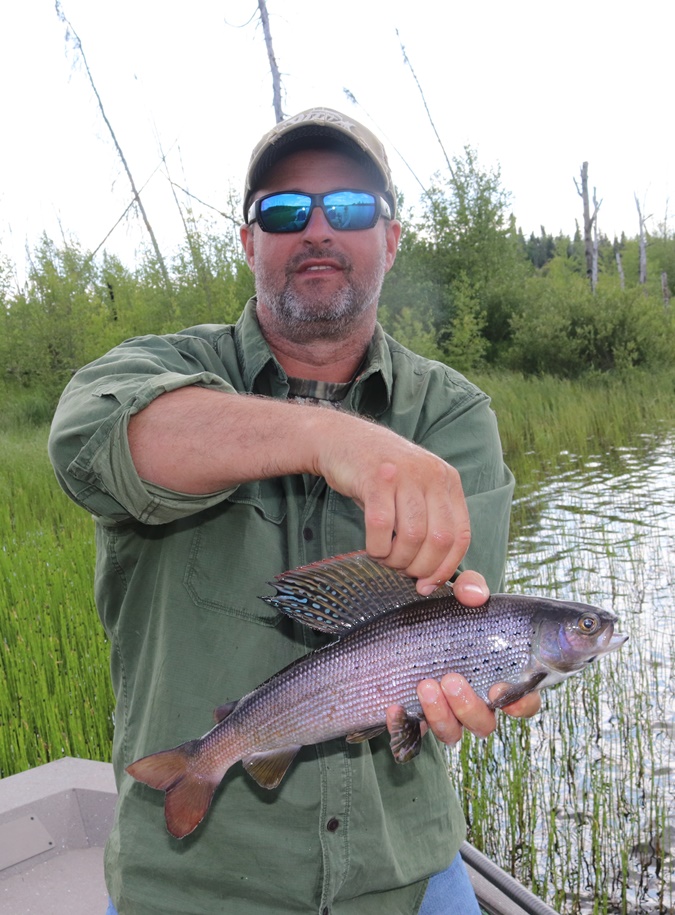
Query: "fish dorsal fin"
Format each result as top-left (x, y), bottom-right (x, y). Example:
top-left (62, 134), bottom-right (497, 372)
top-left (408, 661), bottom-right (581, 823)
top-left (259, 551), bottom-right (455, 634)
top-left (241, 746), bottom-right (302, 789)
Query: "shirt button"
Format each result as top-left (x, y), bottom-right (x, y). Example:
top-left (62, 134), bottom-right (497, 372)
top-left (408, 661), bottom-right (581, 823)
top-left (326, 817), bottom-right (340, 832)
top-left (303, 526), bottom-right (314, 541)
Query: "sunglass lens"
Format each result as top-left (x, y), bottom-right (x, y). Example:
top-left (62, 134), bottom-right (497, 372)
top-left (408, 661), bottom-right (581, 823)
top-left (324, 192), bottom-right (377, 230)
top-left (259, 194), bottom-right (312, 232)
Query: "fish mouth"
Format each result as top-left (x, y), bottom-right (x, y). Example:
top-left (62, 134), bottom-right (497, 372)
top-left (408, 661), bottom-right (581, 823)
top-left (605, 631), bottom-right (629, 653)
top-left (583, 630), bottom-right (629, 665)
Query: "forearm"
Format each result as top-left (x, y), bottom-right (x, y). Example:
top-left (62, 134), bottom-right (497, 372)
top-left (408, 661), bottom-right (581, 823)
top-left (127, 385), bottom-right (329, 494)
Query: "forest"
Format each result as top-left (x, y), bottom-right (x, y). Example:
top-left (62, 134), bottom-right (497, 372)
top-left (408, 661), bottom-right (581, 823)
top-left (1, 143), bottom-right (674, 417)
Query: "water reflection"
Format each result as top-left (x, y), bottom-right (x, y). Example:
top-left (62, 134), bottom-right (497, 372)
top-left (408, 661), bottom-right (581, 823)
top-left (504, 432), bottom-right (674, 914)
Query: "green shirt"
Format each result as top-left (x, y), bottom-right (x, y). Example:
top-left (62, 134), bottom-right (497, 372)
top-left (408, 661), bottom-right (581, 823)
top-left (49, 299), bottom-right (514, 915)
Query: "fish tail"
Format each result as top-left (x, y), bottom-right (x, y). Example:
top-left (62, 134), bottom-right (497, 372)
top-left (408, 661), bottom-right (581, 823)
top-left (126, 739), bottom-right (225, 839)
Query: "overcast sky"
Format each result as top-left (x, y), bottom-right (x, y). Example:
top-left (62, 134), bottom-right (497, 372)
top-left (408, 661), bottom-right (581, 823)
top-left (1, 0), bottom-right (672, 283)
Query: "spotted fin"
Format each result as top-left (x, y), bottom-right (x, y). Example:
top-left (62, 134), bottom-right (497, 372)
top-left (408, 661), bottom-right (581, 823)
top-left (388, 707), bottom-right (423, 764)
top-left (260, 551), bottom-right (455, 635)
top-left (241, 746), bottom-right (302, 789)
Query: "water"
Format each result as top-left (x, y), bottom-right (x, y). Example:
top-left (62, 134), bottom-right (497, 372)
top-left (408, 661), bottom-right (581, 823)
top-left (457, 431), bottom-right (674, 914)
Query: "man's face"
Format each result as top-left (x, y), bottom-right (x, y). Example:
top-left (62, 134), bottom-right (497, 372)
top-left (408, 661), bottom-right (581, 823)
top-left (240, 149), bottom-right (400, 344)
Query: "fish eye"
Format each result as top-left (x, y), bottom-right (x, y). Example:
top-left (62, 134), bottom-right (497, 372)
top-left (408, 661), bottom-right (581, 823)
top-left (576, 613), bottom-right (600, 635)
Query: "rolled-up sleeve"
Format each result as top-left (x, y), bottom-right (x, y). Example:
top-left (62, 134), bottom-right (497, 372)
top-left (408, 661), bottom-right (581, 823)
top-left (48, 334), bottom-right (238, 525)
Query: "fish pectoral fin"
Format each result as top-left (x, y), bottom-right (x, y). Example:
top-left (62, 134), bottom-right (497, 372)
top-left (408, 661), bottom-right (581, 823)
top-left (345, 725), bottom-right (388, 743)
top-left (487, 671), bottom-right (548, 710)
top-left (388, 708), bottom-right (423, 764)
top-left (242, 746), bottom-right (302, 789)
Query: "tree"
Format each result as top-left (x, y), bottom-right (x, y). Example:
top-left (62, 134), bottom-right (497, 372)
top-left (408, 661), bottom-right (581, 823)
top-left (420, 147), bottom-right (529, 359)
top-left (634, 193), bottom-right (650, 287)
top-left (574, 162), bottom-right (602, 291)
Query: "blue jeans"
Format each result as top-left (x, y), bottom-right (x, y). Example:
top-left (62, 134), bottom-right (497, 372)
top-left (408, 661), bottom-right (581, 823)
top-left (106, 852), bottom-right (479, 914)
top-left (419, 851), bottom-right (481, 914)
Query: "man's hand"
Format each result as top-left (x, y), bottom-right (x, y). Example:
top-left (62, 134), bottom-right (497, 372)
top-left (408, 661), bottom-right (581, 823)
top-left (314, 414), bottom-right (471, 595)
top-left (386, 570), bottom-right (541, 747)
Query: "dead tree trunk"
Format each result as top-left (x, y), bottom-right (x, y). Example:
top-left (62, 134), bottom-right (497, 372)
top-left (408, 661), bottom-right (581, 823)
top-left (257, 0), bottom-right (284, 123)
top-left (662, 272), bottom-right (670, 309)
top-left (615, 247), bottom-right (625, 290)
top-left (635, 194), bottom-right (649, 287)
top-left (574, 163), bottom-right (601, 291)
top-left (591, 188), bottom-right (601, 293)
top-left (56, 3), bottom-right (171, 294)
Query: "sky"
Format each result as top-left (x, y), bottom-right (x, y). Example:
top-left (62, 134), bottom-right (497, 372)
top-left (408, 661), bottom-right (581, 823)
top-left (1, 0), bottom-right (673, 285)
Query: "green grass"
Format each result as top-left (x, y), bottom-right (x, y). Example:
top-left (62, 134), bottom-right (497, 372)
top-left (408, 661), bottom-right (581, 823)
top-left (0, 426), bottom-right (113, 775)
top-left (475, 368), bottom-right (675, 485)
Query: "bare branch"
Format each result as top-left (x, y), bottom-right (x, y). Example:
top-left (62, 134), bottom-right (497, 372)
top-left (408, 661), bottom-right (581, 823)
top-left (55, 2), bottom-right (171, 291)
top-left (635, 193), bottom-right (649, 286)
top-left (257, 0), bottom-right (284, 123)
top-left (397, 30), bottom-right (455, 181)
top-left (342, 87), bottom-right (429, 199)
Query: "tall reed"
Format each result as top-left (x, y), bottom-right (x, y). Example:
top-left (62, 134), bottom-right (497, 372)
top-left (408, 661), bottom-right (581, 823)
top-left (475, 369), bottom-right (675, 485)
top-left (0, 427), bottom-right (113, 775)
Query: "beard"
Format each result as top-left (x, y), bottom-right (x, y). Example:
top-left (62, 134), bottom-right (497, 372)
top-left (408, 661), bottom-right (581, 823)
top-left (255, 245), bottom-right (387, 343)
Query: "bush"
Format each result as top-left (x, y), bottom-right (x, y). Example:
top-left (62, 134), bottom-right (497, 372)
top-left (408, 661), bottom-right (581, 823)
top-left (506, 271), bottom-right (675, 376)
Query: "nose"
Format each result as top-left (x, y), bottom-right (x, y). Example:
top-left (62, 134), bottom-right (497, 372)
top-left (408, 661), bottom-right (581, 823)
top-left (301, 205), bottom-right (335, 244)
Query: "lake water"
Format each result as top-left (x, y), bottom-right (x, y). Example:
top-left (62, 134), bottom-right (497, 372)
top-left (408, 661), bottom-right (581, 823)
top-left (457, 429), bottom-right (674, 914)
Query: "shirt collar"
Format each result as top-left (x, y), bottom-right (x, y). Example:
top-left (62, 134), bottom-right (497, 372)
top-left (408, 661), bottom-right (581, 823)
top-left (234, 298), bottom-right (392, 417)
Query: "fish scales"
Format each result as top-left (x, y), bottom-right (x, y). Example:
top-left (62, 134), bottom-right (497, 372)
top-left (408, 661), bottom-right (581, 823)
top-left (126, 551), bottom-right (628, 838)
top-left (203, 599), bottom-right (527, 756)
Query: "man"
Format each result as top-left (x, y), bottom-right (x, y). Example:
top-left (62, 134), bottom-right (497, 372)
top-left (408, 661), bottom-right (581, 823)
top-left (49, 108), bottom-right (539, 915)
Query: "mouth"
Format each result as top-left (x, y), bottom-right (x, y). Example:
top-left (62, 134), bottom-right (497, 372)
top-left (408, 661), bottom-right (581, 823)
top-left (294, 257), bottom-right (345, 277)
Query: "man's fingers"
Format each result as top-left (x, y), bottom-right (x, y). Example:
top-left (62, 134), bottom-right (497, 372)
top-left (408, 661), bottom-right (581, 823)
top-left (416, 679), bottom-right (464, 745)
top-left (439, 674), bottom-right (496, 738)
top-left (451, 570), bottom-right (490, 606)
top-left (362, 463), bottom-right (398, 560)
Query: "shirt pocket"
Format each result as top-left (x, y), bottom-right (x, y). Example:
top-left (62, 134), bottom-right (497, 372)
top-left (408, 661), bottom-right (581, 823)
top-left (183, 480), bottom-right (289, 627)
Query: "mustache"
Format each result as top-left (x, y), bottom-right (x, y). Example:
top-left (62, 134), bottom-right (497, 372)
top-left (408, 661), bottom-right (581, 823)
top-left (285, 248), bottom-right (351, 275)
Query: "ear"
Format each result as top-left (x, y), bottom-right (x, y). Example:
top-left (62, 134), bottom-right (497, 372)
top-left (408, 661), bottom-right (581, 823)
top-left (240, 223), bottom-right (255, 271)
top-left (384, 219), bottom-right (401, 273)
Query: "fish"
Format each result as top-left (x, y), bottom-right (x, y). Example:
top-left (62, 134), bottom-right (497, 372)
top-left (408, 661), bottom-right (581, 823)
top-left (126, 551), bottom-right (628, 838)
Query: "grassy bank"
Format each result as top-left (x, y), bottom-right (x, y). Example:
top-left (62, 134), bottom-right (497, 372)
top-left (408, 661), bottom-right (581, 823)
top-left (475, 368), bottom-right (675, 484)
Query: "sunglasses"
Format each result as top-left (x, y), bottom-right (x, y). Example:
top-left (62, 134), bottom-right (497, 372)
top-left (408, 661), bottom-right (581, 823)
top-left (247, 189), bottom-right (392, 233)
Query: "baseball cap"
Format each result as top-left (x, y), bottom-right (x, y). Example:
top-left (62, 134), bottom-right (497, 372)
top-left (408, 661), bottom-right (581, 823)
top-left (243, 107), bottom-right (397, 221)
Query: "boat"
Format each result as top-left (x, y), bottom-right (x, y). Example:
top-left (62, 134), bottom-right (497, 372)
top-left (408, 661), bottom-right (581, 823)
top-left (0, 757), bottom-right (559, 914)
